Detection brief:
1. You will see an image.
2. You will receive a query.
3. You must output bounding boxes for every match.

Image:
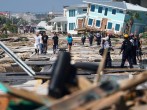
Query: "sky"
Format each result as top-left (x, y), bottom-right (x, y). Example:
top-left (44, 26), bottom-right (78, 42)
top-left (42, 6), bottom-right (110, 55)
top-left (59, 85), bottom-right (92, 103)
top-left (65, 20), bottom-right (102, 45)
top-left (0, 0), bottom-right (83, 13)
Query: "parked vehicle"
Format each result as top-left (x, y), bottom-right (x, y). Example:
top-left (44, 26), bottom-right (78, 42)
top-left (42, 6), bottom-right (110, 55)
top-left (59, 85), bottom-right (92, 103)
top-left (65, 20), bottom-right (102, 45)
top-left (35, 26), bottom-right (46, 34)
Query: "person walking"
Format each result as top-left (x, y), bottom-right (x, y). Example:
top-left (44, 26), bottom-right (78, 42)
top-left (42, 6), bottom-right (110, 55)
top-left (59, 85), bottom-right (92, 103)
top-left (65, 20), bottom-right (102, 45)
top-left (42, 32), bottom-right (49, 54)
top-left (95, 32), bottom-right (101, 45)
top-left (66, 33), bottom-right (73, 52)
top-left (119, 34), bottom-right (133, 68)
top-left (130, 35), bottom-right (138, 65)
top-left (81, 33), bottom-right (86, 45)
top-left (52, 33), bottom-right (59, 54)
top-left (39, 33), bottom-right (43, 54)
top-left (34, 32), bottom-right (41, 55)
top-left (136, 34), bottom-right (143, 62)
top-left (101, 34), bottom-right (113, 68)
top-left (88, 32), bottom-right (94, 46)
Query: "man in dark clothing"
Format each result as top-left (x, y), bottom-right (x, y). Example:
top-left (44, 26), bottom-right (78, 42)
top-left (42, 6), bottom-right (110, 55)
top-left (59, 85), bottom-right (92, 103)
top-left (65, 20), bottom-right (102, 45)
top-left (95, 32), bottom-right (101, 45)
top-left (52, 33), bottom-right (59, 54)
top-left (88, 32), bottom-right (94, 46)
top-left (81, 34), bottom-right (86, 45)
top-left (132, 36), bottom-right (139, 64)
top-left (136, 35), bottom-right (142, 61)
top-left (42, 32), bottom-right (48, 54)
top-left (120, 34), bottom-right (133, 68)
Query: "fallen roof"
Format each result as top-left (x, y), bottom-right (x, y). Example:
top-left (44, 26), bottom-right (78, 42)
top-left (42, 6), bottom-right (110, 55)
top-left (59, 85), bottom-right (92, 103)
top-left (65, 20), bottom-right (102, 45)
top-left (83, 0), bottom-right (147, 12)
top-left (49, 17), bottom-right (67, 22)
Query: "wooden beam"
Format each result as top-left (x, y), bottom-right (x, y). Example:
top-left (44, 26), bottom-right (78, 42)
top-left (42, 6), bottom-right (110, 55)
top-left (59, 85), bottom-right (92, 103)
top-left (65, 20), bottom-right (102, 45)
top-left (0, 83), bottom-right (53, 105)
top-left (94, 49), bottom-right (108, 84)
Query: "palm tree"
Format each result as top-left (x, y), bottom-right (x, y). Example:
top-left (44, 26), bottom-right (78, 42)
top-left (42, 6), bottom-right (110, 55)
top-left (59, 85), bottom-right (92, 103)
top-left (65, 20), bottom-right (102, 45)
top-left (125, 11), bottom-right (141, 35)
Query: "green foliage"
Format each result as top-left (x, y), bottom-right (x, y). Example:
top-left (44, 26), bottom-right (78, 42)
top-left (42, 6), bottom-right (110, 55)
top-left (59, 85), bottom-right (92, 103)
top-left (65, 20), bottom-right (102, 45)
top-left (17, 18), bottom-right (28, 26)
top-left (142, 32), bottom-right (147, 38)
top-left (0, 16), bottom-right (19, 33)
top-left (125, 11), bottom-right (142, 34)
top-left (0, 34), bottom-right (8, 38)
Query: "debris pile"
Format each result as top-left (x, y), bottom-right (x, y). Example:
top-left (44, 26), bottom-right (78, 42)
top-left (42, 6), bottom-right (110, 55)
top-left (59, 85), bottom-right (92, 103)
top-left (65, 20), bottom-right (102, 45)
top-left (0, 50), bottom-right (146, 110)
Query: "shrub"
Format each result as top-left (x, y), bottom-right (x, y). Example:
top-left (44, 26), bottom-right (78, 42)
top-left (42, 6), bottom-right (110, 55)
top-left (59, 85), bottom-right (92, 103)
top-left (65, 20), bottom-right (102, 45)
top-left (0, 34), bottom-right (8, 38)
top-left (142, 32), bottom-right (147, 38)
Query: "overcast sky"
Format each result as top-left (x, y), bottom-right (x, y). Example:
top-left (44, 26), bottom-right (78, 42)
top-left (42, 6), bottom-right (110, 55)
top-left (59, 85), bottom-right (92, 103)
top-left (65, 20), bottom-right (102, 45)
top-left (0, 0), bottom-right (83, 13)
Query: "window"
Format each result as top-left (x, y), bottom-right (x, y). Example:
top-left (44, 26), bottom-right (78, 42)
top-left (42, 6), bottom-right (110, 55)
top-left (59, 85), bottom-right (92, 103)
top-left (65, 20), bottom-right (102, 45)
top-left (119, 10), bottom-right (124, 13)
top-left (104, 8), bottom-right (108, 16)
top-left (98, 6), bottom-right (103, 13)
top-left (69, 23), bottom-right (75, 30)
top-left (69, 10), bottom-right (75, 17)
top-left (107, 22), bottom-right (112, 29)
top-left (90, 5), bottom-right (95, 12)
top-left (96, 20), bottom-right (101, 27)
top-left (83, 9), bottom-right (87, 12)
top-left (112, 9), bottom-right (116, 15)
top-left (115, 24), bottom-right (120, 31)
top-left (88, 18), bottom-right (93, 26)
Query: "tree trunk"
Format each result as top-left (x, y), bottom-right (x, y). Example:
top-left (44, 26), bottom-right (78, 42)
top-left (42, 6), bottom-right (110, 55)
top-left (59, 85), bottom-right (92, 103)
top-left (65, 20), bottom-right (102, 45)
top-left (128, 18), bottom-right (134, 35)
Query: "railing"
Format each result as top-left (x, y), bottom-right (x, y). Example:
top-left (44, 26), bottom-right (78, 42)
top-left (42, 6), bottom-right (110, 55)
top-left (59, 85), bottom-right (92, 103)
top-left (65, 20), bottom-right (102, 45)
top-left (0, 42), bottom-right (35, 76)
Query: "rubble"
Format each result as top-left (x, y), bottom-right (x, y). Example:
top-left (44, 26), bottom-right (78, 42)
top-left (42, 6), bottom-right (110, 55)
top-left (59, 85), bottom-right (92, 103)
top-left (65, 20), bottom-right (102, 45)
top-left (0, 34), bottom-right (146, 110)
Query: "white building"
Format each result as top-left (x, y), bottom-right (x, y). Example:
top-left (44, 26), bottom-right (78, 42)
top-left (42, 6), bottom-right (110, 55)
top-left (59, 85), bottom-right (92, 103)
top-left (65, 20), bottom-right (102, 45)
top-left (65, 4), bottom-right (88, 34)
top-left (49, 17), bottom-right (67, 33)
top-left (37, 21), bottom-right (53, 31)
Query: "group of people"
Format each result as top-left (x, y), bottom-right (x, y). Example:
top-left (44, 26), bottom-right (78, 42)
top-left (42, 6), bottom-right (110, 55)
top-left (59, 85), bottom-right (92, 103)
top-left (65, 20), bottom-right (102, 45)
top-left (81, 31), bottom-right (102, 46)
top-left (120, 34), bottom-right (142, 68)
top-left (99, 33), bottom-right (142, 68)
top-left (34, 31), bottom-right (49, 55)
top-left (34, 31), bottom-right (142, 69)
top-left (34, 32), bottom-right (73, 54)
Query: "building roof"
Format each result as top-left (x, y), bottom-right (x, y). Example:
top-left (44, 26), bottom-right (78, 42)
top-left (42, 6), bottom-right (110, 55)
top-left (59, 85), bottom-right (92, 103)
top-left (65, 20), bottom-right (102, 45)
top-left (126, 3), bottom-right (147, 12)
top-left (37, 21), bottom-right (48, 27)
top-left (83, 0), bottom-right (147, 12)
top-left (65, 4), bottom-right (88, 9)
top-left (49, 17), bottom-right (67, 22)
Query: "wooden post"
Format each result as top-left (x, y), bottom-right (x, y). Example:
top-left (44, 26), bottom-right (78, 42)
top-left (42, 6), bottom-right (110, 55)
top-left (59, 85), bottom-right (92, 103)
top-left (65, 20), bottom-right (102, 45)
top-left (94, 49), bottom-right (108, 84)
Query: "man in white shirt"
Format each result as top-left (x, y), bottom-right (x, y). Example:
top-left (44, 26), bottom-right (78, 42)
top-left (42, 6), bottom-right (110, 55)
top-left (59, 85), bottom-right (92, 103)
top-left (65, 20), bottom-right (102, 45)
top-left (39, 33), bottom-right (43, 54)
top-left (34, 32), bottom-right (40, 55)
top-left (101, 34), bottom-right (113, 68)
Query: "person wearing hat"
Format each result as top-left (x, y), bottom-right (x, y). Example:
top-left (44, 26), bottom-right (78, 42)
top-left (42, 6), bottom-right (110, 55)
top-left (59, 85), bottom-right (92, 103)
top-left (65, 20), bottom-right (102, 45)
top-left (119, 34), bottom-right (133, 68)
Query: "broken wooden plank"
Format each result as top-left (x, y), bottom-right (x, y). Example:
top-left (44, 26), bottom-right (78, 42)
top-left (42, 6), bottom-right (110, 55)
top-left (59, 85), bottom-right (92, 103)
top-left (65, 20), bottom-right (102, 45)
top-left (94, 49), bottom-right (108, 83)
top-left (11, 61), bottom-right (54, 66)
top-left (0, 83), bottom-right (53, 105)
top-left (0, 95), bottom-right (9, 110)
top-left (47, 81), bottom-right (118, 110)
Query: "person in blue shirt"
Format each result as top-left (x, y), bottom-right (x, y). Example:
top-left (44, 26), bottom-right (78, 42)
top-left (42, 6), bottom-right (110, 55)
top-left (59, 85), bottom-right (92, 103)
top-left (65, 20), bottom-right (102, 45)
top-left (66, 33), bottom-right (73, 52)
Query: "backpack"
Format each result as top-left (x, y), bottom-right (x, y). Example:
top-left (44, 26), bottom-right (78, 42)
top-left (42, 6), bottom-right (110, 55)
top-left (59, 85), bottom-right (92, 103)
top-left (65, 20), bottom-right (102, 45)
top-left (99, 48), bottom-right (104, 56)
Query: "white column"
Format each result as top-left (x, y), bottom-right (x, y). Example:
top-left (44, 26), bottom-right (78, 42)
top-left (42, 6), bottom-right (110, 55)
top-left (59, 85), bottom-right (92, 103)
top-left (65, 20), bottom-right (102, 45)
top-left (56, 22), bottom-right (58, 32)
top-left (61, 22), bottom-right (63, 32)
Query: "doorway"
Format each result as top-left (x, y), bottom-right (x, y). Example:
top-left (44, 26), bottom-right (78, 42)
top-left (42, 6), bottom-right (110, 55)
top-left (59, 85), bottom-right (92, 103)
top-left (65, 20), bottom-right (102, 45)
top-left (101, 18), bottom-right (108, 31)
